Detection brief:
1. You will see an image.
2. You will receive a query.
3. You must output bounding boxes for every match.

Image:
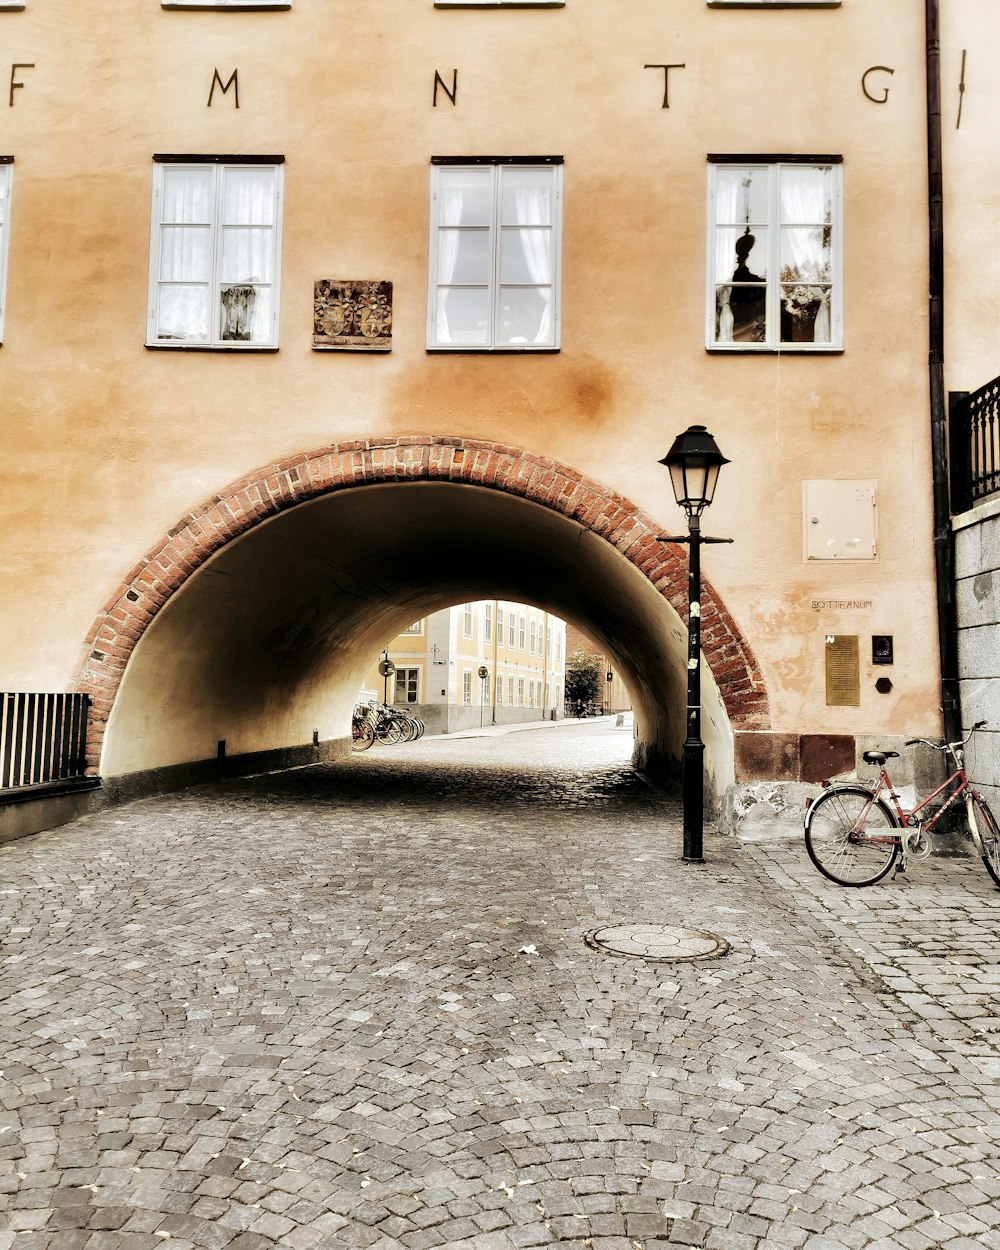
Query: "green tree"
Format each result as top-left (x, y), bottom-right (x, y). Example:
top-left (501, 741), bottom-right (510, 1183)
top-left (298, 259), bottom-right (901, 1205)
top-left (564, 646), bottom-right (603, 708)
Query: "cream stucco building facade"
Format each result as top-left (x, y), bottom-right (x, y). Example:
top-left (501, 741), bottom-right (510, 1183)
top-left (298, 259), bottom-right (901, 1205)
top-left (0, 0), bottom-right (987, 831)
top-left (361, 602), bottom-right (566, 735)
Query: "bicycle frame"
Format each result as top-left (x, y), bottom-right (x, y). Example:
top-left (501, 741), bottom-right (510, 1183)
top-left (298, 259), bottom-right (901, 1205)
top-left (823, 757), bottom-right (967, 877)
top-left (878, 760), bottom-right (969, 835)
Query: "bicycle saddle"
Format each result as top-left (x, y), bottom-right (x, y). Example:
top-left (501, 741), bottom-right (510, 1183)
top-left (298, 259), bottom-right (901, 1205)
top-left (862, 750), bottom-right (899, 765)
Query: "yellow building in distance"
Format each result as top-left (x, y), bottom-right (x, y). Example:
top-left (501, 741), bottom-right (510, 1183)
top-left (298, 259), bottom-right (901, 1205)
top-left (362, 603), bottom-right (567, 736)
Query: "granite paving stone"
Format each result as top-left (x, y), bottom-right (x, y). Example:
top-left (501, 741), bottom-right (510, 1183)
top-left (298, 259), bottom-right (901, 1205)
top-left (2, 719), bottom-right (1000, 1248)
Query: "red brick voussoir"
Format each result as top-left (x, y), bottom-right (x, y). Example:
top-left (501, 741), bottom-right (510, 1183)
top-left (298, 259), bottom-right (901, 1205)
top-left (75, 437), bottom-right (770, 769)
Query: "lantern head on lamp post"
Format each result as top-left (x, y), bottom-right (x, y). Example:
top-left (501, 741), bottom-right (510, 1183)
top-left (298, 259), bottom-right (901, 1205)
top-left (658, 425), bottom-right (731, 864)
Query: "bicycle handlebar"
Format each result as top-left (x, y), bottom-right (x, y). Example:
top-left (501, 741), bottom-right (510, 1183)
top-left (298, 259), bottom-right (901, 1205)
top-left (904, 720), bottom-right (987, 751)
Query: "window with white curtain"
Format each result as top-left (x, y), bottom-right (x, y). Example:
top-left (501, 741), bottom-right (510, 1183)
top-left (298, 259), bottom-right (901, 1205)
top-left (427, 159), bottom-right (562, 350)
top-left (148, 158), bottom-right (283, 349)
top-left (463, 671), bottom-right (473, 704)
top-left (0, 161), bottom-right (11, 343)
top-left (707, 158), bottom-right (842, 351)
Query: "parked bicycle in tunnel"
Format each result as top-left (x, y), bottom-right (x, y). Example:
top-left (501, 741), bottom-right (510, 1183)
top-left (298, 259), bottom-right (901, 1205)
top-left (352, 702), bottom-right (425, 751)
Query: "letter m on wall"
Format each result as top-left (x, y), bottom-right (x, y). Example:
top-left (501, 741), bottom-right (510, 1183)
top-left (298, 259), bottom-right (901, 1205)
top-left (208, 68), bottom-right (239, 109)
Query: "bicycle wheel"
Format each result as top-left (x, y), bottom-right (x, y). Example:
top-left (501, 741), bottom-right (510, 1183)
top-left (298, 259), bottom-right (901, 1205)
top-left (804, 786), bottom-right (900, 886)
top-left (351, 719), bottom-right (375, 752)
top-left (967, 793), bottom-right (1000, 889)
top-left (375, 718), bottom-right (402, 745)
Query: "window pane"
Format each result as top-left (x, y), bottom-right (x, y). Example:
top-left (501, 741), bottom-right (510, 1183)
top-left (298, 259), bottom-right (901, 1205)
top-left (779, 165), bottom-right (832, 225)
top-left (715, 226), bottom-right (768, 282)
top-left (0, 175), bottom-right (6, 226)
top-left (218, 284), bottom-right (273, 343)
top-left (162, 167), bottom-right (214, 224)
top-left (497, 286), bottom-right (554, 346)
top-left (157, 285), bottom-right (211, 340)
top-left (715, 166), bottom-right (768, 226)
top-left (159, 225), bottom-right (213, 281)
top-left (715, 284), bottom-right (766, 345)
top-left (780, 226), bottom-right (832, 284)
top-left (499, 227), bottom-right (552, 285)
top-left (222, 168), bottom-right (276, 225)
top-left (437, 168), bottom-right (493, 226)
top-left (500, 168), bottom-right (553, 226)
top-left (436, 287), bottom-right (491, 345)
top-left (780, 285), bottom-right (832, 344)
top-left (221, 226), bottom-right (275, 283)
top-left (437, 228), bottom-right (492, 284)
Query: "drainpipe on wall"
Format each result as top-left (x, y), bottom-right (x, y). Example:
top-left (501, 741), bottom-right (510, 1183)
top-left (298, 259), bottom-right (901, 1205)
top-left (926, 0), bottom-right (962, 744)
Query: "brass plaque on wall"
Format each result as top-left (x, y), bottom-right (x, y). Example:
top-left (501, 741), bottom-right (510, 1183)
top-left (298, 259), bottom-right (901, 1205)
top-left (313, 279), bottom-right (392, 351)
top-left (825, 634), bottom-right (860, 706)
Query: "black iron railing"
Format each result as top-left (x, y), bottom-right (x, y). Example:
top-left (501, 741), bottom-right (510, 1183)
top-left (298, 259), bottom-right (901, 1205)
top-left (1, 692), bottom-right (90, 792)
top-left (950, 378), bottom-right (1000, 513)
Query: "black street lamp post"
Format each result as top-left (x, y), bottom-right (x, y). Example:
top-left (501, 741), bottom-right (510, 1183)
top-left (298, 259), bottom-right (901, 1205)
top-left (659, 424), bottom-right (731, 864)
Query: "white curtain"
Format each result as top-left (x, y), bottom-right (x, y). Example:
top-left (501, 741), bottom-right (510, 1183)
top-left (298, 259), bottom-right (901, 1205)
top-left (512, 183), bottom-right (553, 344)
top-left (157, 167), bottom-right (213, 340)
top-left (434, 185), bottom-right (464, 345)
top-left (778, 166), bottom-right (832, 344)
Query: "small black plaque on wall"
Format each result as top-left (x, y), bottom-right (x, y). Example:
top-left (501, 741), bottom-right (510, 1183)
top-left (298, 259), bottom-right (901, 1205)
top-left (872, 635), bottom-right (894, 666)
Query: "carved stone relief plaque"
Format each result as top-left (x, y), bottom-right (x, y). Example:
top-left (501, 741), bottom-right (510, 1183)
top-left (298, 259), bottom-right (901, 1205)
top-left (313, 279), bottom-right (392, 352)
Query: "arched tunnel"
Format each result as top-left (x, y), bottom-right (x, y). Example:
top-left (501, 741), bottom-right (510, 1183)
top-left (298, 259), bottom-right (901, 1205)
top-left (83, 442), bottom-right (767, 808)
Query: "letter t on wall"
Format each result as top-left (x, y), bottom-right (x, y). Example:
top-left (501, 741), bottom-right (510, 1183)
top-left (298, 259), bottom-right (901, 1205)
top-left (644, 63), bottom-right (685, 109)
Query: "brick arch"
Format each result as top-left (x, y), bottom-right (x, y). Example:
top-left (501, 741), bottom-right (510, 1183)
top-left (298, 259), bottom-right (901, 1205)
top-left (77, 437), bottom-right (769, 765)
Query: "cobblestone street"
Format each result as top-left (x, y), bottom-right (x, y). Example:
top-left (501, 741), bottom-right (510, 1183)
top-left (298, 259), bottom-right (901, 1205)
top-left (2, 718), bottom-right (1000, 1250)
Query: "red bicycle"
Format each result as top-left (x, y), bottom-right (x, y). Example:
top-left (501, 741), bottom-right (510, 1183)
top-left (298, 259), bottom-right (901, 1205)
top-left (804, 721), bottom-right (1000, 888)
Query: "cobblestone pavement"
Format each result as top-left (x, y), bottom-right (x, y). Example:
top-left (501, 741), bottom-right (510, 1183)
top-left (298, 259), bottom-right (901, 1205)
top-left (3, 719), bottom-right (1000, 1250)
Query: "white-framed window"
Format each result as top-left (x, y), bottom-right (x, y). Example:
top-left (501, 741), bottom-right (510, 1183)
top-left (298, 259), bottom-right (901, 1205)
top-left (517, 678), bottom-right (525, 706)
top-left (518, 615), bottom-right (526, 651)
top-left (0, 161), bottom-right (11, 344)
top-left (496, 674), bottom-right (504, 705)
top-left (481, 673), bottom-right (491, 705)
top-left (147, 157), bottom-right (283, 349)
top-left (427, 158), bottom-right (562, 351)
top-left (395, 667), bottom-right (420, 703)
top-left (484, 603), bottom-right (493, 645)
top-left (463, 671), bottom-right (473, 704)
top-left (529, 619), bottom-right (537, 654)
top-left (463, 603), bottom-right (474, 638)
top-left (508, 676), bottom-right (515, 705)
top-left (528, 682), bottom-right (535, 708)
top-left (707, 158), bottom-right (842, 352)
top-left (400, 621), bottom-right (423, 636)
top-left (508, 614), bottom-right (516, 648)
top-left (496, 607), bottom-right (505, 647)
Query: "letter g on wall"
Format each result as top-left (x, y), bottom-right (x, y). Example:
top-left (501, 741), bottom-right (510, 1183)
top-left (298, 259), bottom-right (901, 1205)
top-left (862, 65), bottom-right (894, 104)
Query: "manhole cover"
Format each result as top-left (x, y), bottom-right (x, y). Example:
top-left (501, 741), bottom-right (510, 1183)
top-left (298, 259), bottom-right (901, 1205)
top-left (584, 924), bottom-right (729, 963)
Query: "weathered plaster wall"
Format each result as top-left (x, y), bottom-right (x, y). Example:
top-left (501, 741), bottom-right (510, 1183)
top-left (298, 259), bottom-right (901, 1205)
top-left (954, 499), bottom-right (1000, 809)
top-left (1, 0), bottom-right (941, 783)
top-left (943, 1), bottom-right (1000, 392)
